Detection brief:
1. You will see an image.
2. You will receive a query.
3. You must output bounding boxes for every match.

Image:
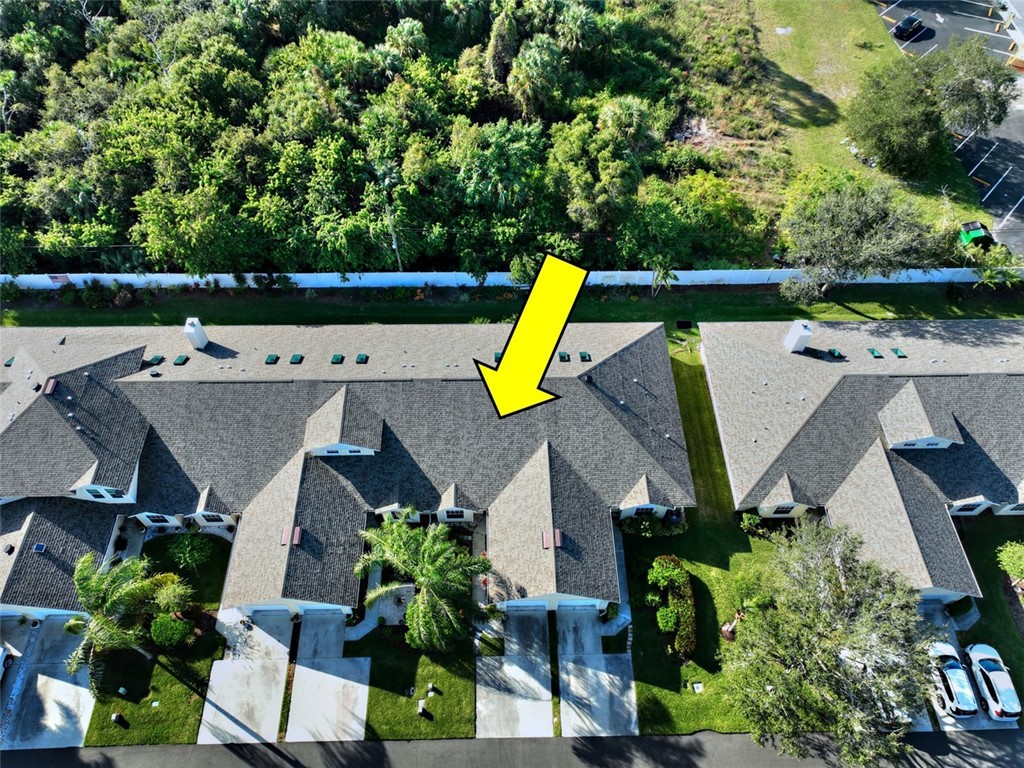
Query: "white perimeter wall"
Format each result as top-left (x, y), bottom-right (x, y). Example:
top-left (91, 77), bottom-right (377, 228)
top-left (3, 267), bottom-right (1018, 290)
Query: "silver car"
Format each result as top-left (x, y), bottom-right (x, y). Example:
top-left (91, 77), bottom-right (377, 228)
top-left (929, 642), bottom-right (978, 718)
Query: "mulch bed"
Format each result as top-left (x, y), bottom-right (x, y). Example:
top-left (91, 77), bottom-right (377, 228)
top-left (1000, 574), bottom-right (1024, 640)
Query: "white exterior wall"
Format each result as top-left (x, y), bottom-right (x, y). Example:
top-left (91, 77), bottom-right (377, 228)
top-left (618, 504), bottom-right (671, 520)
top-left (757, 503), bottom-right (809, 519)
top-left (437, 508), bottom-right (474, 524)
top-left (891, 438), bottom-right (953, 450)
top-left (949, 502), bottom-right (993, 516)
top-left (310, 443), bottom-right (375, 457)
top-left (995, 502), bottom-right (1024, 516)
top-left (237, 599), bottom-right (354, 616)
top-left (920, 587), bottom-right (967, 605)
top-left (499, 593), bottom-right (608, 611)
top-left (69, 484), bottom-right (136, 504)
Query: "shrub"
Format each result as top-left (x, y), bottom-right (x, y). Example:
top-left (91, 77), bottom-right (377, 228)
top-left (168, 532), bottom-right (214, 574)
top-left (232, 272), bottom-right (248, 290)
top-left (0, 280), bottom-right (21, 304)
top-left (621, 514), bottom-right (688, 538)
top-left (276, 274), bottom-right (297, 293)
top-left (648, 555), bottom-right (687, 590)
top-left (470, 316), bottom-right (491, 324)
top-left (603, 602), bottom-right (619, 622)
top-left (151, 614), bottom-right (195, 647)
top-left (997, 541), bottom-right (1024, 581)
top-left (112, 286), bottom-right (136, 308)
top-left (304, 288), bottom-right (318, 301)
top-left (739, 512), bottom-right (762, 536)
top-left (667, 570), bottom-right (696, 660)
top-left (644, 591), bottom-right (661, 608)
top-left (205, 277), bottom-right (220, 294)
top-left (82, 278), bottom-right (112, 309)
top-left (59, 287), bottom-right (79, 305)
top-left (656, 605), bottom-right (680, 633)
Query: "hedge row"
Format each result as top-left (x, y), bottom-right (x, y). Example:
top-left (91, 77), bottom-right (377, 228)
top-left (648, 554), bottom-right (697, 661)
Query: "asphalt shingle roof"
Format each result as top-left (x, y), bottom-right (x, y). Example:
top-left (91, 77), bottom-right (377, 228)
top-left (0, 498), bottom-right (116, 612)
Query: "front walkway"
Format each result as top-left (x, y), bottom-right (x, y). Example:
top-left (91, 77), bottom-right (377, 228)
top-left (476, 609), bottom-right (553, 738)
top-left (556, 607), bottom-right (638, 738)
top-left (285, 609), bottom-right (370, 743)
top-left (197, 608), bottom-right (292, 744)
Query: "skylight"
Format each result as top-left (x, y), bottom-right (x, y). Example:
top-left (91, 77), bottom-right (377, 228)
top-left (356, 353), bottom-right (369, 364)
top-left (173, 355), bottom-right (189, 366)
top-left (331, 354), bottom-right (344, 364)
top-left (265, 354), bottom-right (279, 365)
top-left (290, 354), bottom-right (303, 365)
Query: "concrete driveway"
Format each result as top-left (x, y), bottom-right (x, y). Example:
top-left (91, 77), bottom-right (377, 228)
top-left (285, 609), bottom-right (370, 743)
top-left (197, 607), bottom-right (292, 744)
top-left (556, 607), bottom-right (638, 738)
top-left (0, 616), bottom-right (95, 750)
top-left (476, 609), bottom-right (553, 738)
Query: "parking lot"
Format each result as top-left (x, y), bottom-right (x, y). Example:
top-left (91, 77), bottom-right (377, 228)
top-left (877, 0), bottom-right (1024, 252)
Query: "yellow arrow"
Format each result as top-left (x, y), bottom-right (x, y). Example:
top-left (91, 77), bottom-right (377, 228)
top-left (475, 255), bottom-right (588, 418)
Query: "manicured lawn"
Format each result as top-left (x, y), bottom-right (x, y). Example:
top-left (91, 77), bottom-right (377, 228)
top-left (3, 283), bottom-right (1022, 330)
top-left (344, 629), bottom-right (475, 739)
top-left (84, 633), bottom-right (225, 746)
top-left (957, 516), bottom-right (1024, 694)
top-left (626, 342), bottom-right (772, 734)
top-left (84, 532), bottom-right (231, 746)
top-left (141, 534), bottom-right (233, 610)
top-left (754, 0), bottom-right (987, 226)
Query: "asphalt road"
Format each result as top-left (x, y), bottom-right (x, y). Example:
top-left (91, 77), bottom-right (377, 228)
top-left (4, 730), bottom-right (1024, 768)
top-left (878, 0), bottom-right (1024, 252)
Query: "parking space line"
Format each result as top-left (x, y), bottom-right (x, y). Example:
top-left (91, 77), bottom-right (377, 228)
top-left (969, 143), bottom-right (999, 175)
top-left (997, 192), bottom-right (1024, 229)
top-left (899, 29), bottom-right (928, 49)
top-left (882, 14), bottom-right (896, 22)
top-left (988, 47), bottom-right (1014, 57)
top-left (953, 11), bottom-right (1005, 23)
top-left (982, 166), bottom-right (1014, 202)
top-left (878, 0), bottom-right (904, 15)
top-left (955, 130), bottom-right (977, 151)
top-left (920, 44), bottom-right (939, 58)
top-left (963, 27), bottom-right (1012, 39)
top-left (973, 176), bottom-right (991, 186)
top-left (957, 0), bottom-right (1001, 7)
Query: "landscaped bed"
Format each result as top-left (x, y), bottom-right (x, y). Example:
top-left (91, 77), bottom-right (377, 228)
top-left (625, 340), bottom-right (775, 735)
top-left (83, 533), bottom-right (230, 746)
top-left (343, 629), bottom-right (475, 740)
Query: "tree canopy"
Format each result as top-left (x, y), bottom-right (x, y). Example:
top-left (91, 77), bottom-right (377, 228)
top-left (721, 520), bottom-right (936, 768)
top-left (925, 35), bottom-right (1019, 136)
top-left (0, 0), bottom-right (772, 278)
top-left (779, 167), bottom-right (935, 301)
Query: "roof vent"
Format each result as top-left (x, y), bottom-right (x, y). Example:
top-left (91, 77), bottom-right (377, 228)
top-left (553, 529), bottom-right (562, 548)
top-left (183, 317), bottom-right (209, 350)
top-left (32, 383), bottom-right (41, 392)
top-left (292, 526), bottom-right (302, 545)
top-left (3, 543), bottom-right (14, 555)
top-left (783, 320), bottom-right (813, 353)
top-left (32, 543), bottom-right (46, 554)
top-left (542, 531), bottom-right (552, 549)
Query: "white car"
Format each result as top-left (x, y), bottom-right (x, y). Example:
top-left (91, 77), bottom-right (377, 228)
top-left (965, 644), bottom-right (1021, 721)
top-left (0, 647), bottom-right (13, 680)
top-left (929, 642), bottom-right (978, 718)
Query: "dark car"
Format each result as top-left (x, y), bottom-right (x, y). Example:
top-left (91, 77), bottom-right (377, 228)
top-left (892, 15), bottom-right (923, 41)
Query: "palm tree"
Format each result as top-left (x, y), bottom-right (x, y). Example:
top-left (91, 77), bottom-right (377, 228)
top-left (355, 508), bottom-right (490, 652)
top-left (507, 35), bottom-right (562, 117)
top-left (65, 553), bottom-right (192, 679)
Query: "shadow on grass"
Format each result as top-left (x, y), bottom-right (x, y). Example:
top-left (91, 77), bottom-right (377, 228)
top-left (762, 58), bottom-right (840, 130)
top-left (94, 648), bottom-right (154, 704)
top-left (689, 574), bottom-right (722, 675)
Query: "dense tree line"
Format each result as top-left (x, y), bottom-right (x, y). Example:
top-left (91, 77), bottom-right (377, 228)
top-left (0, 0), bottom-right (766, 278)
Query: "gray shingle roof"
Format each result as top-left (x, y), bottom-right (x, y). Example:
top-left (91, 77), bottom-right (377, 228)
top-left (283, 456), bottom-right (369, 607)
top-left (339, 388), bottom-right (384, 451)
top-left (878, 381), bottom-right (961, 447)
top-left (0, 347), bottom-right (149, 496)
top-left (1, 322), bottom-right (693, 611)
top-left (0, 498), bottom-right (116, 612)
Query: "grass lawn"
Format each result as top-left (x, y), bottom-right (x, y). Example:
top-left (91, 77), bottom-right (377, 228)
top-left (343, 629), bottom-right (475, 739)
top-left (140, 534), bottom-right (233, 610)
top-left (626, 342), bottom-right (773, 734)
top-left (957, 516), bottom-right (1024, 694)
top-left (3, 283), bottom-right (1022, 331)
top-left (84, 532), bottom-right (231, 746)
top-left (754, 0), bottom-right (987, 226)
